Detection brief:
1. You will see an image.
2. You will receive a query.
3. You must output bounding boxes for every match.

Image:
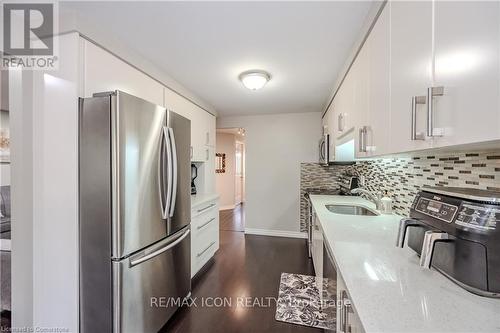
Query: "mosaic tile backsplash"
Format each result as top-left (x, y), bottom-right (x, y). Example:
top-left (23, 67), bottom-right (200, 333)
top-left (300, 150), bottom-right (500, 232)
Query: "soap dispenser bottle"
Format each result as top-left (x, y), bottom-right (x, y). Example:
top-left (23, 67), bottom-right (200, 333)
top-left (380, 191), bottom-right (393, 214)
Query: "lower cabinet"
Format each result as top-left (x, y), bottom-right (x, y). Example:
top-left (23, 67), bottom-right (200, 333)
top-left (337, 272), bottom-right (364, 333)
top-left (191, 198), bottom-right (219, 278)
top-left (311, 210), bottom-right (323, 279)
top-left (315, 212), bottom-right (364, 333)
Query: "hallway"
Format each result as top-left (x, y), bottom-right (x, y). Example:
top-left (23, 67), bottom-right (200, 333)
top-left (219, 204), bottom-right (245, 232)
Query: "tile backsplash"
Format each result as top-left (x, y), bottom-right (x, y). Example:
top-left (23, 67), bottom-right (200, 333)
top-left (300, 150), bottom-right (500, 232)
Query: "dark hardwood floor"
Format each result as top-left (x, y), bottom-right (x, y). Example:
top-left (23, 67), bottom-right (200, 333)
top-left (161, 208), bottom-right (319, 333)
top-left (219, 204), bottom-right (245, 232)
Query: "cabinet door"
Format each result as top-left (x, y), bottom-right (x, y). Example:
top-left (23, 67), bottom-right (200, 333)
top-left (433, 1), bottom-right (500, 146)
top-left (366, 5), bottom-right (391, 157)
top-left (203, 111), bottom-right (216, 147)
top-left (311, 212), bottom-right (323, 278)
top-left (334, 71), bottom-right (355, 141)
top-left (164, 87), bottom-right (208, 162)
top-left (326, 105), bottom-right (337, 161)
top-left (351, 41), bottom-right (370, 158)
top-left (83, 40), bottom-right (164, 106)
top-left (390, 1), bottom-right (433, 153)
top-left (336, 273), bottom-right (365, 333)
top-left (204, 146), bottom-right (216, 193)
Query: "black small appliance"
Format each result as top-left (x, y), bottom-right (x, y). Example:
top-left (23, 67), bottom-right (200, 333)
top-left (397, 187), bottom-right (500, 297)
top-left (191, 164), bottom-right (198, 195)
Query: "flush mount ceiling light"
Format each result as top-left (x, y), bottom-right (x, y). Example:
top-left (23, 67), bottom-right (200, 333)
top-left (239, 70), bottom-right (271, 90)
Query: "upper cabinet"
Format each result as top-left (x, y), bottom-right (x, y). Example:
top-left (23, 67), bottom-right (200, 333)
top-left (324, 0), bottom-right (500, 158)
top-left (84, 39), bottom-right (217, 167)
top-left (366, 5), bottom-right (390, 157)
top-left (83, 41), bottom-right (164, 106)
top-left (389, 0), bottom-right (433, 153)
top-left (432, 1), bottom-right (500, 147)
top-left (164, 87), bottom-right (216, 162)
top-left (351, 39), bottom-right (370, 158)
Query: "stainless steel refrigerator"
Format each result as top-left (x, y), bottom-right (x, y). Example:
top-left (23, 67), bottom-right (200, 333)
top-left (79, 90), bottom-right (191, 333)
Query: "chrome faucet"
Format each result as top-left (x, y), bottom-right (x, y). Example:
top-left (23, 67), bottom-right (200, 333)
top-left (350, 188), bottom-right (383, 210)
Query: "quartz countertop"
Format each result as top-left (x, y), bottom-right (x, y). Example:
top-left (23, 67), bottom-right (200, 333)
top-left (309, 194), bottom-right (500, 333)
top-left (191, 193), bottom-right (219, 209)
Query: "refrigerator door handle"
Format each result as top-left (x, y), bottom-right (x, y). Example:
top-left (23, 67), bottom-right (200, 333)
top-left (158, 127), bottom-right (169, 219)
top-left (164, 126), bottom-right (173, 219)
top-left (168, 127), bottom-right (178, 218)
top-left (129, 228), bottom-right (190, 267)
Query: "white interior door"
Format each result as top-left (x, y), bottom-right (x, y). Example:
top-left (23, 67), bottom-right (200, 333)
top-left (235, 142), bottom-right (244, 205)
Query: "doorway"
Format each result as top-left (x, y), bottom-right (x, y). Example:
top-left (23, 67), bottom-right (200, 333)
top-left (215, 128), bottom-right (245, 232)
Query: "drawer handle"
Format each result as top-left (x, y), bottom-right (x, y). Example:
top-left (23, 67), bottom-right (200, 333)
top-left (197, 203), bottom-right (215, 213)
top-left (197, 241), bottom-right (216, 258)
top-left (197, 217), bottom-right (216, 230)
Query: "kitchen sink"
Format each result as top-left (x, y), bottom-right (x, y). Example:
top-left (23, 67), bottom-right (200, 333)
top-left (325, 204), bottom-right (379, 216)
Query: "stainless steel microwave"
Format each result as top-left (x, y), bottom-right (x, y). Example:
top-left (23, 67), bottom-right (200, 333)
top-left (319, 134), bottom-right (330, 166)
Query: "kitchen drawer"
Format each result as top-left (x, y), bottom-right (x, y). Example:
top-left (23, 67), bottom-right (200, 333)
top-left (190, 198), bottom-right (219, 277)
top-left (192, 213), bottom-right (218, 253)
top-left (192, 234), bottom-right (217, 274)
top-left (192, 200), bottom-right (218, 218)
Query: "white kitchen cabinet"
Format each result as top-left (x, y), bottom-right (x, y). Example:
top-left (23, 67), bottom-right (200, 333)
top-left (326, 103), bottom-right (337, 161)
top-left (191, 198), bottom-right (219, 278)
top-left (83, 40), bottom-right (164, 106)
top-left (204, 146), bottom-right (216, 193)
top-left (311, 210), bottom-right (323, 279)
top-left (366, 5), bottom-right (391, 157)
top-left (337, 72), bottom-right (355, 138)
top-left (164, 87), bottom-right (216, 162)
top-left (432, 1), bottom-right (500, 147)
top-left (337, 272), bottom-right (364, 333)
top-left (351, 40), bottom-right (370, 158)
top-left (203, 110), bottom-right (216, 147)
top-left (164, 86), bottom-right (193, 119)
top-left (390, 0), bottom-right (433, 153)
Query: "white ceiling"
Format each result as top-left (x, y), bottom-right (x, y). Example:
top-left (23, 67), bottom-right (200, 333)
top-left (62, 1), bottom-right (372, 116)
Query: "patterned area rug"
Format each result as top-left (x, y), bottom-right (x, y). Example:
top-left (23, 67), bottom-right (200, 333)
top-left (275, 273), bottom-right (336, 330)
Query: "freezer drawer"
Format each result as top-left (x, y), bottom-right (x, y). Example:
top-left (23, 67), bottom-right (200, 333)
top-left (113, 227), bottom-right (191, 333)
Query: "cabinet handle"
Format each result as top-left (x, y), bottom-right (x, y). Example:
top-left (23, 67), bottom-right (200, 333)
top-left (426, 86), bottom-right (444, 137)
top-left (190, 146), bottom-right (193, 159)
top-left (197, 217), bottom-right (216, 230)
top-left (206, 148), bottom-right (209, 161)
top-left (344, 298), bottom-right (352, 328)
top-left (206, 132), bottom-right (209, 145)
top-left (411, 96), bottom-right (426, 140)
top-left (338, 113), bottom-right (344, 132)
top-left (340, 291), bottom-right (352, 333)
top-left (197, 241), bottom-right (216, 257)
top-left (358, 126), bottom-right (367, 153)
top-left (197, 203), bottom-right (216, 213)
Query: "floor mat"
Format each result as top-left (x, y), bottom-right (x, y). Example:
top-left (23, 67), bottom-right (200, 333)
top-left (275, 273), bottom-right (336, 330)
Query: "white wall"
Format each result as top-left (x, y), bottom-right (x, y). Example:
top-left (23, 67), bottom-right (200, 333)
top-left (216, 133), bottom-right (236, 209)
top-left (217, 112), bottom-right (321, 237)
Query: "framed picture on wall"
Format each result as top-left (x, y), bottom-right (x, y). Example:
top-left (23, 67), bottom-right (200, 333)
top-left (216, 153), bottom-right (226, 173)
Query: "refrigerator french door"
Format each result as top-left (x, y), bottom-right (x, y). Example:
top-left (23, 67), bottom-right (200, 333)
top-left (79, 90), bottom-right (191, 333)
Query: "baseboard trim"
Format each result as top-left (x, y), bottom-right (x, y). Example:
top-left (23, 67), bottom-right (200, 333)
top-left (244, 228), bottom-right (307, 239)
top-left (219, 204), bottom-right (236, 211)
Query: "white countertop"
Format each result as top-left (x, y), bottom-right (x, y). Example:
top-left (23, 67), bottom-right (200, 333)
top-left (310, 195), bottom-right (500, 333)
top-left (191, 193), bottom-right (219, 209)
